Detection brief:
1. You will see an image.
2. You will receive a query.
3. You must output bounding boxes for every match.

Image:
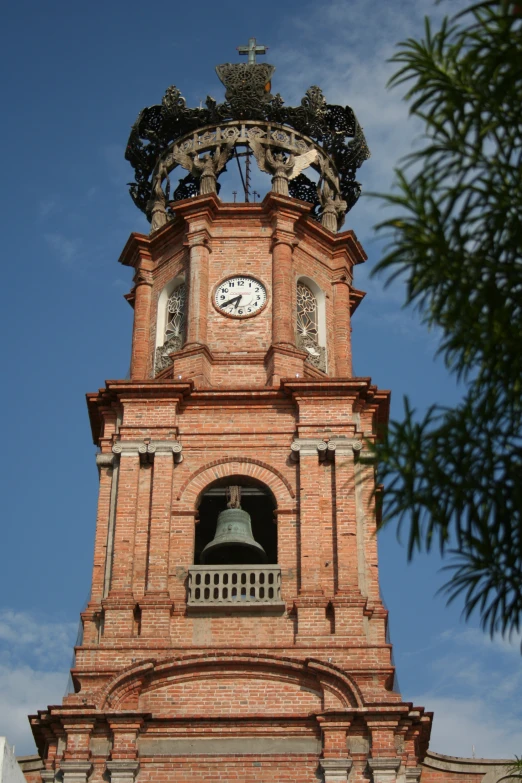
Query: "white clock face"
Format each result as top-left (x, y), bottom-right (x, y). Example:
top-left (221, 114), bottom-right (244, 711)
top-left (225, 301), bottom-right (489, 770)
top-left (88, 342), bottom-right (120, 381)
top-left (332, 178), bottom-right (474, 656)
top-left (214, 276), bottom-right (267, 318)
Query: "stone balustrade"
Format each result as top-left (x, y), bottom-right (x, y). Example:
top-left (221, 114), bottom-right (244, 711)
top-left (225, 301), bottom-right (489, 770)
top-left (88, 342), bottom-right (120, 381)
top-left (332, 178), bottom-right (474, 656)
top-left (187, 565), bottom-right (284, 613)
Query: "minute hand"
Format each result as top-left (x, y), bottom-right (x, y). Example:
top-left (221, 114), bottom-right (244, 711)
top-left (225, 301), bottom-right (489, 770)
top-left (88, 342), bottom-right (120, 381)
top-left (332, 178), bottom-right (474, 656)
top-left (221, 294), bottom-right (242, 308)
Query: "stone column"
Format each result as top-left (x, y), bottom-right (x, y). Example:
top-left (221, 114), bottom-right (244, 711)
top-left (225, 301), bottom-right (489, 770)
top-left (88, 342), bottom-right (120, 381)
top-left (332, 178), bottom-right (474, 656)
top-left (185, 229), bottom-right (210, 347)
top-left (140, 441), bottom-right (182, 637)
top-left (130, 268), bottom-right (154, 380)
top-left (332, 277), bottom-right (352, 377)
top-left (271, 234), bottom-right (295, 346)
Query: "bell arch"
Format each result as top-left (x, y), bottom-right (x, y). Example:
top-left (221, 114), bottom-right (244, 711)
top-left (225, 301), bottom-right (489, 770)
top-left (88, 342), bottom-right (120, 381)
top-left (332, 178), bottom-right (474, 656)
top-left (176, 457), bottom-right (295, 508)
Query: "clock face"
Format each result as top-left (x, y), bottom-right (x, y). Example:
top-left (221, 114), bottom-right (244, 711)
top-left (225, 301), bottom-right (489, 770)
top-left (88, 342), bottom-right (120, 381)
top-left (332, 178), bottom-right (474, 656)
top-left (214, 276), bottom-right (267, 318)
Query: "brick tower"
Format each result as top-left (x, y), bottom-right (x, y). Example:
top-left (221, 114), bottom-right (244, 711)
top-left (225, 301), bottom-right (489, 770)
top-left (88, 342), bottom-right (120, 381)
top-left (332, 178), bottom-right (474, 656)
top-left (28, 46), bottom-right (433, 783)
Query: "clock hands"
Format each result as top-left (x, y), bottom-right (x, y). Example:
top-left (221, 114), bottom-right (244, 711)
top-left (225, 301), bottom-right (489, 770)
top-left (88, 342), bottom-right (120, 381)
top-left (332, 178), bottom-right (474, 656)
top-left (221, 294), bottom-right (242, 309)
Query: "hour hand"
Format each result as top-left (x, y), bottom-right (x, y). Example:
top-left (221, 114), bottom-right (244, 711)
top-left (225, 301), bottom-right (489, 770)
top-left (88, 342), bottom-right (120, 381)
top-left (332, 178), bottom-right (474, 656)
top-left (222, 294), bottom-right (242, 308)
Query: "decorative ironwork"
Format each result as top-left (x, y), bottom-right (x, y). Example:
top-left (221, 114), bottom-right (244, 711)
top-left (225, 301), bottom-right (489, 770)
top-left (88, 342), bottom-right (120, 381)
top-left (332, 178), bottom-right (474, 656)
top-left (125, 60), bottom-right (370, 231)
top-left (288, 173), bottom-right (321, 220)
top-left (296, 282), bottom-right (326, 372)
top-left (154, 284), bottom-right (186, 375)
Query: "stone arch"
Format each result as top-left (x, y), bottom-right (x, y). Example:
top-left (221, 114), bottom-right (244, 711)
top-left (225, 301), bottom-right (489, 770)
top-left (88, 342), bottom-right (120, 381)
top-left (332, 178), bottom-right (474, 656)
top-left (99, 652), bottom-right (363, 712)
top-left (176, 457), bottom-right (295, 507)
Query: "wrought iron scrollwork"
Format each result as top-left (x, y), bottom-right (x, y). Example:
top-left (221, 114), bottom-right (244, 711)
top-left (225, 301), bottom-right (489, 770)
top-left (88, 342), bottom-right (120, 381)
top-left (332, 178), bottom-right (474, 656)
top-left (125, 61), bottom-right (371, 230)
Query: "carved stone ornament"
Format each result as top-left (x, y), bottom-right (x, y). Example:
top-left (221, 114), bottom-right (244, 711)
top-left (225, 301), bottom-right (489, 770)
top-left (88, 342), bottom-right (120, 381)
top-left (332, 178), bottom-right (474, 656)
top-left (296, 282), bottom-right (326, 371)
top-left (125, 63), bottom-right (370, 229)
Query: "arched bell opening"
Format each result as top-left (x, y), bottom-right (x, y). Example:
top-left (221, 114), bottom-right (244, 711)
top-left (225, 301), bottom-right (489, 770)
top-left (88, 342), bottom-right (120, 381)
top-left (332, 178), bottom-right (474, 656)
top-left (194, 476), bottom-right (277, 566)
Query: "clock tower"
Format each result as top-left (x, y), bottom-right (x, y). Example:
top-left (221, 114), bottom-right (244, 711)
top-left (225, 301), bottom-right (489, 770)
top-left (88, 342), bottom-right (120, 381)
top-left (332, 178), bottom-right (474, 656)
top-left (28, 46), bottom-right (435, 783)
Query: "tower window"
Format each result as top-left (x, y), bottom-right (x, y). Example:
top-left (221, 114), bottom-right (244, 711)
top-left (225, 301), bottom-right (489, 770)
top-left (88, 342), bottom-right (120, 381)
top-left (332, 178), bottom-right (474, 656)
top-left (296, 281), bottom-right (326, 371)
top-left (155, 281), bottom-right (186, 375)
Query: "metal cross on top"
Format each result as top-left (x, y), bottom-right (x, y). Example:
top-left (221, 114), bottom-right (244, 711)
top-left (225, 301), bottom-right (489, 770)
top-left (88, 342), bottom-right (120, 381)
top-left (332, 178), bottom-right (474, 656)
top-left (237, 37), bottom-right (268, 65)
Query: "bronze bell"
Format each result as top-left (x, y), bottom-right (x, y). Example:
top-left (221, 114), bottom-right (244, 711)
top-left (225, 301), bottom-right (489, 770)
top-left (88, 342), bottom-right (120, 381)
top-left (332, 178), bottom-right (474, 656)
top-left (200, 486), bottom-right (267, 565)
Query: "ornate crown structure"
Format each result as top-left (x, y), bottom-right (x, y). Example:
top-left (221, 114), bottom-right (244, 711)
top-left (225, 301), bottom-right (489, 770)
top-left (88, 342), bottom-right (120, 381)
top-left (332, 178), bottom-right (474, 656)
top-left (125, 49), bottom-right (371, 234)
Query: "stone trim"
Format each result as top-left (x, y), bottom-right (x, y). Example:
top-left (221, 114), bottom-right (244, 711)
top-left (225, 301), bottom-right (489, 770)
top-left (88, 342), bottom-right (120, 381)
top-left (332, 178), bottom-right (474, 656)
top-left (368, 758), bottom-right (401, 783)
top-left (320, 759), bottom-right (353, 783)
top-left (106, 760), bottom-right (139, 783)
top-left (290, 438), bottom-right (328, 461)
top-left (112, 440), bottom-right (183, 463)
top-left (95, 452), bottom-right (116, 470)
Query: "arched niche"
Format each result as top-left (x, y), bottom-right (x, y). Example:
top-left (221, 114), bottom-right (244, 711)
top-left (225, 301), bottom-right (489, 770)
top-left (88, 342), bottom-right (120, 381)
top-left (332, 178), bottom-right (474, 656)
top-left (194, 475), bottom-right (277, 565)
top-left (155, 274), bottom-right (186, 350)
top-left (296, 275), bottom-right (327, 371)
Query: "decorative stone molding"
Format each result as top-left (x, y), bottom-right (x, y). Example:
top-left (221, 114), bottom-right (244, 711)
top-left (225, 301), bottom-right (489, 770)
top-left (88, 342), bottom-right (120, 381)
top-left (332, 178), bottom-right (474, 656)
top-left (59, 761), bottom-right (92, 783)
top-left (368, 758), bottom-right (401, 783)
top-left (404, 768), bottom-right (422, 783)
top-left (290, 438), bottom-right (328, 461)
top-left (95, 452), bottom-right (116, 470)
top-left (320, 759), bottom-right (353, 783)
top-left (112, 440), bottom-right (183, 464)
top-left (106, 760), bottom-right (139, 783)
top-left (326, 438), bottom-right (366, 461)
top-left (41, 771), bottom-right (56, 783)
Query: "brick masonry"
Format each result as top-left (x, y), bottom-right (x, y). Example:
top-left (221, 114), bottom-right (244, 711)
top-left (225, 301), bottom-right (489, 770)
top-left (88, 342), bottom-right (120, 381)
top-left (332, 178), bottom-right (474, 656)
top-left (24, 192), bottom-right (503, 783)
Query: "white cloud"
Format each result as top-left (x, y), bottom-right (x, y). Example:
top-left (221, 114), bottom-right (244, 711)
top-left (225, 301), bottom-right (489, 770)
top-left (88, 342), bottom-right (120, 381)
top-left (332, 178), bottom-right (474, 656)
top-left (0, 611), bottom-right (77, 755)
top-left (408, 628), bottom-right (522, 758)
top-left (0, 665), bottom-right (67, 755)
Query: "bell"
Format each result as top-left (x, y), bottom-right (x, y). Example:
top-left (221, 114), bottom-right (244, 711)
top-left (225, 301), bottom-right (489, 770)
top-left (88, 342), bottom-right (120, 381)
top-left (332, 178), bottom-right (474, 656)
top-left (200, 487), bottom-right (267, 565)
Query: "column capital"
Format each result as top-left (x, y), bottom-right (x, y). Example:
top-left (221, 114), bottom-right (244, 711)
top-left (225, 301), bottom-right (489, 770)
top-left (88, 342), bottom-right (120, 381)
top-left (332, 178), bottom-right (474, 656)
top-left (368, 758), bottom-right (401, 783)
top-left (112, 440), bottom-right (183, 463)
top-left (96, 452), bottom-right (116, 470)
top-left (290, 438), bottom-right (328, 461)
top-left (132, 268), bottom-right (154, 287)
top-left (270, 230), bottom-right (298, 251)
top-left (319, 759), bottom-right (353, 783)
top-left (106, 760), bottom-right (139, 783)
top-left (326, 438), bottom-right (363, 458)
top-left (184, 227), bottom-right (212, 249)
top-left (404, 768), bottom-right (422, 783)
top-left (59, 761), bottom-right (93, 783)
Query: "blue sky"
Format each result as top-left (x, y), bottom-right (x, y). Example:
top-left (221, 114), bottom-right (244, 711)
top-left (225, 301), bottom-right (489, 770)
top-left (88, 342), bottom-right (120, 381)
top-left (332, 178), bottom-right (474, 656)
top-left (1, 0), bottom-right (520, 758)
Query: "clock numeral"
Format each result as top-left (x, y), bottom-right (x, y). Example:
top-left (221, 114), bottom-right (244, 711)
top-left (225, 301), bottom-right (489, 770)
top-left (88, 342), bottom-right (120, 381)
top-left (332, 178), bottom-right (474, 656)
top-left (229, 282), bottom-right (235, 287)
top-left (238, 309), bottom-right (244, 314)
top-left (256, 295), bottom-right (261, 300)
top-left (222, 287), bottom-right (229, 293)
top-left (247, 307), bottom-right (252, 313)
top-left (220, 295), bottom-right (225, 300)
top-left (255, 287), bottom-right (259, 292)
